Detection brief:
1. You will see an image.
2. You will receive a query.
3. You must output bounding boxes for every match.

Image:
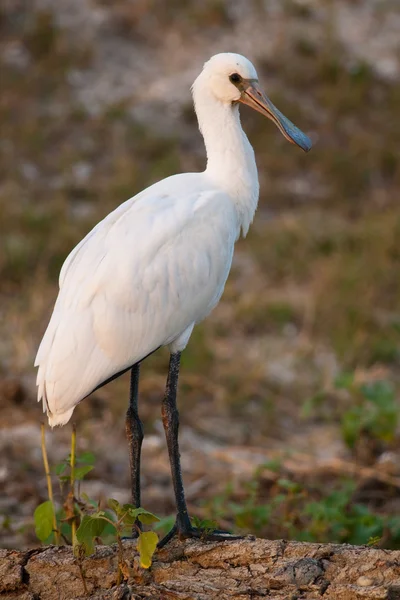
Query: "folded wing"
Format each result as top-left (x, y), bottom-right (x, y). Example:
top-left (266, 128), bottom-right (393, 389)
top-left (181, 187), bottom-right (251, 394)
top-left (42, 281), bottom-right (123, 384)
top-left (35, 176), bottom-right (237, 425)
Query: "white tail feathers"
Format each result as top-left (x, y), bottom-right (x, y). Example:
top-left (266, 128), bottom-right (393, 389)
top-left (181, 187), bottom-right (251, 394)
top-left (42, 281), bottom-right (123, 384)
top-left (36, 367), bottom-right (75, 427)
top-left (47, 407), bottom-right (75, 427)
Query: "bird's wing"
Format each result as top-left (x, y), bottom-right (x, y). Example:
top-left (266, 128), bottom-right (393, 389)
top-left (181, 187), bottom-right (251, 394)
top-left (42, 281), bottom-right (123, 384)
top-left (35, 177), bottom-right (237, 424)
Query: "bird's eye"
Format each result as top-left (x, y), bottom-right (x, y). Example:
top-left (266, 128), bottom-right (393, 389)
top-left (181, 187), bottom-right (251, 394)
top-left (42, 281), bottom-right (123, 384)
top-left (229, 73), bottom-right (242, 84)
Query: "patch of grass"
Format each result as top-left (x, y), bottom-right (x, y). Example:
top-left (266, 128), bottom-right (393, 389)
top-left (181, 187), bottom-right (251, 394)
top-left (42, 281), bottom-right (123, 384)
top-left (311, 210), bottom-right (400, 365)
top-left (94, 0), bottom-right (231, 40)
top-left (23, 11), bottom-right (59, 60)
top-left (302, 373), bottom-right (400, 464)
top-left (337, 375), bottom-right (399, 450)
top-left (35, 425), bottom-right (160, 576)
top-left (235, 297), bottom-right (300, 335)
top-left (180, 325), bottom-right (214, 373)
top-left (283, 0), bottom-right (314, 19)
top-left (203, 471), bottom-right (400, 548)
top-left (246, 207), bottom-right (400, 367)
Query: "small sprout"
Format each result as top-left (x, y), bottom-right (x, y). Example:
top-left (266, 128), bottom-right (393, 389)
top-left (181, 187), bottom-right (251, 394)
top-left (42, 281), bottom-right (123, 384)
top-left (35, 427), bottom-right (162, 572)
top-left (367, 536), bottom-right (381, 547)
top-left (191, 515), bottom-right (218, 535)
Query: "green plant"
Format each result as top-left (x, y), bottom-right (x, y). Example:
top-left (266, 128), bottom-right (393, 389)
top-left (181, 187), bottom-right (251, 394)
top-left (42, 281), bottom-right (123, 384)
top-left (33, 424), bottom-right (60, 545)
top-left (34, 425), bottom-right (160, 580)
top-left (191, 515), bottom-right (218, 535)
top-left (336, 375), bottom-right (399, 449)
top-left (203, 469), bottom-right (400, 549)
top-left (76, 500), bottom-right (159, 576)
top-left (301, 374), bottom-right (399, 452)
top-left (301, 484), bottom-right (389, 546)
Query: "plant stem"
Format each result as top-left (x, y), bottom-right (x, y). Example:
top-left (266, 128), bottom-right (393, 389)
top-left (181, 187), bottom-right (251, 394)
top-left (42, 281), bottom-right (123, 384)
top-left (70, 424), bottom-right (77, 546)
top-left (116, 531), bottom-right (125, 585)
top-left (77, 561), bottom-right (89, 596)
top-left (41, 423), bottom-right (60, 545)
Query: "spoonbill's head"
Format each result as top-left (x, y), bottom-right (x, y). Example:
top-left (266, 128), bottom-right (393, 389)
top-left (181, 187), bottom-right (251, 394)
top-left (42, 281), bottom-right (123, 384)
top-left (194, 52), bottom-right (312, 153)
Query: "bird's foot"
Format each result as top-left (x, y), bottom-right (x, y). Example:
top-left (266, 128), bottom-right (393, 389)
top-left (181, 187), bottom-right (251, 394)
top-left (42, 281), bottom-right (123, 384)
top-left (157, 517), bottom-right (242, 549)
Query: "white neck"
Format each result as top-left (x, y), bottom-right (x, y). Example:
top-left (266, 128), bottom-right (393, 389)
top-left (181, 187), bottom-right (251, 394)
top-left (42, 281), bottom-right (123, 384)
top-left (193, 88), bottom-right (259, 237)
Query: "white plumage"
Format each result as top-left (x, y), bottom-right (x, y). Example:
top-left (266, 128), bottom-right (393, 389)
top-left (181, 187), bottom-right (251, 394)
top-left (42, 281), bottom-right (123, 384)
top-left (35, 52), bottom-right (311, 427)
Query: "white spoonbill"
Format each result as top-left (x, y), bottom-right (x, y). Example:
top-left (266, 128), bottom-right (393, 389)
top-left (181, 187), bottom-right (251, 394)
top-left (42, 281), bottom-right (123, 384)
top-left (35, 52), bottom-right (311, 545)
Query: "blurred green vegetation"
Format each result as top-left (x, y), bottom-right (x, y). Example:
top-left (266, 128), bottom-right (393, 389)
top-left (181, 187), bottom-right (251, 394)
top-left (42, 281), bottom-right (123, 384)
top-left (201, 471), bottom-right (400, 549)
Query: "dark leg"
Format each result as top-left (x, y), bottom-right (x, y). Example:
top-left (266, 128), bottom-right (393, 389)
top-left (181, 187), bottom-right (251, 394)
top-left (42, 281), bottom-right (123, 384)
top-left (161, 352), bottom-right (191, 533)
top-left (125, 363), bottom-right (143, 535)
top-left (158, 352), bottom-right (242, 548)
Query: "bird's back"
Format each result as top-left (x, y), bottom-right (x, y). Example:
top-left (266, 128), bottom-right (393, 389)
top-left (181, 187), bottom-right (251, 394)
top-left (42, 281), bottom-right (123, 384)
top-left (35, 173), bottom-right (238, 425)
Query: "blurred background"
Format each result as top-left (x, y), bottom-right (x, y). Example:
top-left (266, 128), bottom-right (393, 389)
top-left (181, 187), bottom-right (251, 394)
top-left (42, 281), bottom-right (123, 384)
top-left (1, 0), bottom-right (400, 549)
